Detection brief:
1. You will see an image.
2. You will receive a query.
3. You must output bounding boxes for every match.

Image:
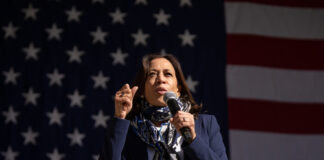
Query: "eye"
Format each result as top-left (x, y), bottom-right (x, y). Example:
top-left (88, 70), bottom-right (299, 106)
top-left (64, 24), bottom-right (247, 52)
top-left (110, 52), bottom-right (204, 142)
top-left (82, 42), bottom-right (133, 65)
top-left (165, 72), bottom-right (173, 77)
top-left (148, 72), bottom-right (157, 76)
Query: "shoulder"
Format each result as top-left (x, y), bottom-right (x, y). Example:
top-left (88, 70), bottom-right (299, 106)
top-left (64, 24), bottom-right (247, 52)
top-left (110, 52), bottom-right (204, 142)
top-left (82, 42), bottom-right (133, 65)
top-left (197, 114), bottom-right (214, 119)
top-left (197, 114), bottom-right (218, 123)
top-left (195, 114), bottom-right (220, 130)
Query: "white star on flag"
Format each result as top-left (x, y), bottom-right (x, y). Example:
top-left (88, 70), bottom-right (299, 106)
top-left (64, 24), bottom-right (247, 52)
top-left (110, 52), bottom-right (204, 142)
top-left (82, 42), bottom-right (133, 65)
top-left (178, 29), bottom-right (196, 47)
top-left (135, 0), bottom-right (147, 5)
top-left (46, 107), bottom-right (65, 126)
top-left (66, 46), bottom-right (85, 63)
top-left (109, 8), bottom-right (127, 24)
top-left (153, 9), bottom-right (171, 26)
top-left (92, 0), bottom-right (104, 4)
top-left (2, 106), bottom-right (19, 125)
top-left (21, 3), bottom-right (39, 20)
top-left (67, 128), bottom-right (86, 146)
top-left (22, 88), bottom-right (40, 106)
top-left (92, 110), bottom-right (110, 128)
top-left (22, 42), bottom-right (41, 60)
top-left (131, 29), bottom-right (150, 46)
top-left (91, 71), bottom-right (110, 89)
top-left (180, 0), bottom-right (192, 7)
top-left (45, 23), bottom-right (64, 40)
top-left (47, 148), bottom-right (65, 160)
top-left (186, 75), bottom-right (199, 93)
top-left (160, 49), bottom-right (168, 56)
top-left (90, 26), bottom-right (108, 44)
top-left (2, 22), bottom-right (19, 39)
top-left (21, 127), bottom-right (39, 145)
top-left (110, 48), bottom-right (128, 66)
top-left (2, 67), bottom-right (21, 85)
top-left (46, 68), bottom-right (65, 86)
top-left (65, 6), bottom-right (83, 22)
top-left (1, 146), bottom-right (19, 160)
top-left (67, 90), bottom-right (86, 107)
top-left (93, 155), bottom-right (99, 160)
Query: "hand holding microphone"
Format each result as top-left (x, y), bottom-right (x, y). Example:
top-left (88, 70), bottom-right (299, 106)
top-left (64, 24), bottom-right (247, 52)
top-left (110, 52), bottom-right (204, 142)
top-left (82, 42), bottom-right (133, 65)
top-left (163, 91), bottom-right (196, 143)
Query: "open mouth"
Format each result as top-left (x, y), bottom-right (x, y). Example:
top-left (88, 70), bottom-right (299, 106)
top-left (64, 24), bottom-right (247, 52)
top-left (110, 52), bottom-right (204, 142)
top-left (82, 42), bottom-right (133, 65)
top-left (155, 87), bottom-right (167, 95)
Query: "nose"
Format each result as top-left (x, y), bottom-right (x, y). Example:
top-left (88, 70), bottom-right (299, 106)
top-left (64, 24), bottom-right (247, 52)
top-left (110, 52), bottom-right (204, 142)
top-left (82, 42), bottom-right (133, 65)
top-left (156, 73), bottom-right (166, 84)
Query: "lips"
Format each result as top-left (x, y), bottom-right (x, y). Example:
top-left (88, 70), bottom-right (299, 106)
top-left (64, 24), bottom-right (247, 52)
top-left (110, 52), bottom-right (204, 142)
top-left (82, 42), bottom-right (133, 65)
top-left (155, 87), bottom-right (167, 95)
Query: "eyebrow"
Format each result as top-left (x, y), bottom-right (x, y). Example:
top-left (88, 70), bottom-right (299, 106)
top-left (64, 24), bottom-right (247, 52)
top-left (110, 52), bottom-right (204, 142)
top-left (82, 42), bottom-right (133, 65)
top-left (149, 69), bottom-right (172, 72)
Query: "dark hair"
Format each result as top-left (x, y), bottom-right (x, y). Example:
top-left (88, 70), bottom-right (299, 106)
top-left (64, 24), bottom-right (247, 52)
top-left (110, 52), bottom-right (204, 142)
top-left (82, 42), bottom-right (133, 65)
top-left (127, 54), bottom-right (202, 120)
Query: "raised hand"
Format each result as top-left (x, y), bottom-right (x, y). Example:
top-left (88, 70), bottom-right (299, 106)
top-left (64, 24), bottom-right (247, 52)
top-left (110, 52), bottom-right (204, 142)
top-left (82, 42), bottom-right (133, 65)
top-left (114, 84), bottom-right (138, 119)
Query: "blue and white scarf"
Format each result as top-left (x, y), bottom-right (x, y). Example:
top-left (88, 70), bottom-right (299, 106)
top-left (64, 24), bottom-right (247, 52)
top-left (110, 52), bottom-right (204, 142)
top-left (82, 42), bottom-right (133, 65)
top-left (130, 98), bottom-right (190, 160)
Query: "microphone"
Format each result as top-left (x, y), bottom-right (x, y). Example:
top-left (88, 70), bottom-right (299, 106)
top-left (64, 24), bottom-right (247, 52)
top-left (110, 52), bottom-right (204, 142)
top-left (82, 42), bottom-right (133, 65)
top-left (163, 91), bottom-right (193, 143)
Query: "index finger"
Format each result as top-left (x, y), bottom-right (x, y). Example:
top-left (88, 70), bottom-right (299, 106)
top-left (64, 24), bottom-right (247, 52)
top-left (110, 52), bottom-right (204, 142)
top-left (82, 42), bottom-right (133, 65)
top-left (131, 86), bottom-right (138, 97)
top-left (121, 83), bottom-right (130, 90)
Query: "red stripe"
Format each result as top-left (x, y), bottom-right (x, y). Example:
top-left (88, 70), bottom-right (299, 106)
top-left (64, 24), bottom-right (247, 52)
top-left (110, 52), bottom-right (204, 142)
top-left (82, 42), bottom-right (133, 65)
top-left (225, 0), bottom-right (324, 8)
top-left (227, 34), bottom-right (324, 70)
top-left (228, 98), bottom-right (324, 134)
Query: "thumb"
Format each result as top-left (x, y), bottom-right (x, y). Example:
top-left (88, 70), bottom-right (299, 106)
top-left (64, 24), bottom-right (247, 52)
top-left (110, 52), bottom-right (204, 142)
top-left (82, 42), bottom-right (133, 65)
top-left (131, 86), bottom-right (139, 97)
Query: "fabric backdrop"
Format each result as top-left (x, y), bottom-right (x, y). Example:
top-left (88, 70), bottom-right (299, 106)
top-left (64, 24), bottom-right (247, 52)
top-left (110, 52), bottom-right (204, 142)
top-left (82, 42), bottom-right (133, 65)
top-left (2, 0), bottom-right (324, 160)
top-left (0, 0), bottom-right (228, 160)
top-left (225, 0), bottom-right (324, 159)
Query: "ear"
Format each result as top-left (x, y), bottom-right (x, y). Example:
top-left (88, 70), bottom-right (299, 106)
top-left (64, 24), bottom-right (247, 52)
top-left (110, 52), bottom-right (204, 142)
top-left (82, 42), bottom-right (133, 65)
top-left (177, 84), bottom-right (182, 97)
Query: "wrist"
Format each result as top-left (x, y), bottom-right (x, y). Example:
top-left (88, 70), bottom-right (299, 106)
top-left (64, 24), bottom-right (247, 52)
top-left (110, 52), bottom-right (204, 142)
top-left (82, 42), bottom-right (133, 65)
top-left (114, 113), bottom-right (126, 119)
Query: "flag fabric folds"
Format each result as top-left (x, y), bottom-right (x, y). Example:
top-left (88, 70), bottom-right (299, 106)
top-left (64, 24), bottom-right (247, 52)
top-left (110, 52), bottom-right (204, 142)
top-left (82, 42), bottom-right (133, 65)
top-left (225, 1), bottom-right (324, 159)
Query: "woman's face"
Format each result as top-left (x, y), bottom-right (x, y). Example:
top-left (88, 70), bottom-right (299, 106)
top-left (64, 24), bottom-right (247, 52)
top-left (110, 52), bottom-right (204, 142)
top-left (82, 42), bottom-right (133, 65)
top-left (144, 58), bottom-right (180, 106)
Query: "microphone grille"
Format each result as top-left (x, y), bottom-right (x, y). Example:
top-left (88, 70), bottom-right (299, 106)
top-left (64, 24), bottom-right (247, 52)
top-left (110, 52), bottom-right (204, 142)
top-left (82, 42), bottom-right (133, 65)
top-left (163, 91), bottom-right (177, 103)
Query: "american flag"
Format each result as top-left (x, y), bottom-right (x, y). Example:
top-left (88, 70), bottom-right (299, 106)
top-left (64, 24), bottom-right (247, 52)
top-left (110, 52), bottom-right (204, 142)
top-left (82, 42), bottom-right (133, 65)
top-left (225, 0), bottom-right (324, 159)
top-left (0, 0), bottom-right (228, 160)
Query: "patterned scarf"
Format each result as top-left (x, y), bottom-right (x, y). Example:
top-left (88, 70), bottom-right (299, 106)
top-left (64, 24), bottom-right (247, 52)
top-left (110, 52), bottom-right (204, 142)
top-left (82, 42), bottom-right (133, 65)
top-left (130, 98), bottom-right (190, 160)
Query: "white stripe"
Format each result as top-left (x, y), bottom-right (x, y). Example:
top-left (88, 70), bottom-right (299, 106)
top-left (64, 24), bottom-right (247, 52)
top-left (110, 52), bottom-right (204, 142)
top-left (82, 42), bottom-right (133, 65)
top-left (226, 65), bottom-right (324, 103)
top-left (225, 2), bottom-right (324, 39)
top-left (230, 130), bottom-right (324, 160)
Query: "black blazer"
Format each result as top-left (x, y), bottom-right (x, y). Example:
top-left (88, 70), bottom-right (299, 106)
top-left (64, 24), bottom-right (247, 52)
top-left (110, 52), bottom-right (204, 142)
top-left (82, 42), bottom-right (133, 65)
top-left (99, 114), bottom-right (228, 160)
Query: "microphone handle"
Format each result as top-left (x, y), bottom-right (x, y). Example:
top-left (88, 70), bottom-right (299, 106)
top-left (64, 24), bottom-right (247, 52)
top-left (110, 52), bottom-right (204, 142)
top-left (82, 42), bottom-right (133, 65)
top-left (166, 99), bottom-right (193, 143)
top-left (167, 99), bottom-right (180, 115)
top-left (180, 127), bottom-right (193, 143)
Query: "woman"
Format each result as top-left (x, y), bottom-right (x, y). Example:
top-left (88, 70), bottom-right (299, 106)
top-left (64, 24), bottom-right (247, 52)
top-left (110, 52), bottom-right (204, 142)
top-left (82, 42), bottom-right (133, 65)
top-left (99, 54), bottom-right (228, 160)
